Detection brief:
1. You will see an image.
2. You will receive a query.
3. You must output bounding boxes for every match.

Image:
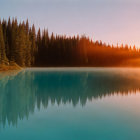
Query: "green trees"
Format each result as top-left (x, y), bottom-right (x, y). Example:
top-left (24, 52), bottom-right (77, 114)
top-left (0, 18), bottom-right (140, 67)
top-left (10, 19), bottom-right (18, 62)
top-left (25, 20), bottom-right (32, 67)
top-left (0, 21), bottom-right (7, 64)
top-left (15, 23), bottom-right (27, 66)
top-left (30, 24), bottom-right (37, 66)
top-left (0, 18), bottom-right (32, 67)
top-left (9, 21), bottom-right (31, 67)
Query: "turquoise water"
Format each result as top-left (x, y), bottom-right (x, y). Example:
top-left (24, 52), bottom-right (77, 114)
top-left (0, 68), bottom-right (140, 140)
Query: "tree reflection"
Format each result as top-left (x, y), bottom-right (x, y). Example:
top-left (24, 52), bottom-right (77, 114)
top-left (0, 68), bottom-right (140, 127)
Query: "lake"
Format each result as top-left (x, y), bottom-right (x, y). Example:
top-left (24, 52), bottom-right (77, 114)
top-left (0, 68), bottom-right (140, 140)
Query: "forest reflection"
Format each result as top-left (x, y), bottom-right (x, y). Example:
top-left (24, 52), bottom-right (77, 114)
top-left (0, 68), bottom-right (140, 127)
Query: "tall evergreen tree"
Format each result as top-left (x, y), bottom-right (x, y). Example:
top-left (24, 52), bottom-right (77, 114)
top-left (25, 20), bottom-right (31, 66)
top-left (29, 24), bottom-right (36, 66)
top-left (6, 17), bottom-right (12, 61)
top-left (14, 24), bottom-right (27, 66)
top-left (10, 18), bottom-right (18, 62)
top-left (0, 21), bottom-right (7, 64)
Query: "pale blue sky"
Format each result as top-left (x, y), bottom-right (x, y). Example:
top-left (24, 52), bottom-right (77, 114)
top-left (0, 0), bottom-right (140, 47)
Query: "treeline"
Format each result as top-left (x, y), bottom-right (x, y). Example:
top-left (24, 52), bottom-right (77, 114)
top-left (0, 18), bottom-right (140, 67)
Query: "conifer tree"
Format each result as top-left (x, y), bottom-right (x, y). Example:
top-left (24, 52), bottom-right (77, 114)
top-left (11, 18), bottom-right (18, 62)
top-left (15, 24), bottom-right (26, 66)
top-left (2, 20), bottom-right (9, 58)
top-left (30, 24), bottom-right (36, 66)
top-left (25, 20), bottom-right (31, 66)
top-left (6, 18), bottom-right (12, 61)
top-left (0, 22), bottom-right (7, 64)
top-left (37, 28), bottom-right (41, 48)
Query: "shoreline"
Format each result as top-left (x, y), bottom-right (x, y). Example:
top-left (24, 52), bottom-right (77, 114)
top-left (0, 65), bottom-right (22, 72)
top-left (1, 65), bottom-right (140, 72)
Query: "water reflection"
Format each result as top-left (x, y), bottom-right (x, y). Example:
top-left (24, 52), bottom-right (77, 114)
top-left (0, 68), bottom-right (140, 127)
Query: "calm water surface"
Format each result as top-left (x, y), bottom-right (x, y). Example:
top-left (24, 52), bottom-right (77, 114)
top-left (0, 68), bottom-right (140, 140)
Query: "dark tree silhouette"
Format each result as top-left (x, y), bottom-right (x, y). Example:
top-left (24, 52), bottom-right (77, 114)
top-left (0, 18), bottom-right (140, 67)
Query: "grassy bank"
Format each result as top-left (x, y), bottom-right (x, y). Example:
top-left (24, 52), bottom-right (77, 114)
top-left (0, 63), bottom-right (22, 71)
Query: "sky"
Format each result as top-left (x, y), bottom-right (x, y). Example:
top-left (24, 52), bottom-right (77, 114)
top-left (0, 0), bottom-right (140, 47)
